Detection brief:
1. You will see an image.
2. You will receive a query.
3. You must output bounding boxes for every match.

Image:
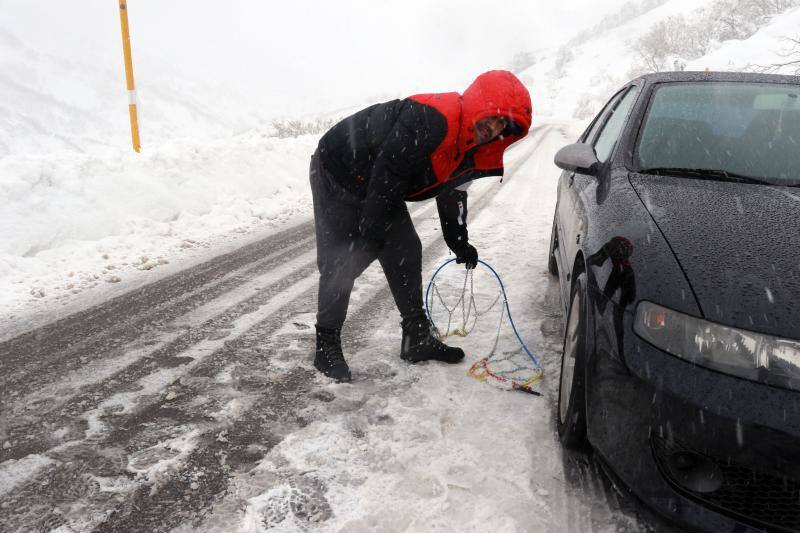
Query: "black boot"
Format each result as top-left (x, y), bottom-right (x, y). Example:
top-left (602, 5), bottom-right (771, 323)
top-left (314, 326), bottom-right (351, 382)
top-left (400, 315), bottom-right (465, 364)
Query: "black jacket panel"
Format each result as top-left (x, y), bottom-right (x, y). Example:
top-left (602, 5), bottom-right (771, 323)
top-left (317, 101), bottom-right (395, 195)
top-left (318, 99), bottom-right (447, 199)
top-left (318, 99), bottom-right (448, 242)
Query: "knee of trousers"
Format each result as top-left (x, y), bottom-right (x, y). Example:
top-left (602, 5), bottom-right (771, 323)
top-left (317, 244), bottom-right (375, 280)
top-left (385, 232), bottom-right (422, 269)
top-left (317, 254), bottom-right (350, 278)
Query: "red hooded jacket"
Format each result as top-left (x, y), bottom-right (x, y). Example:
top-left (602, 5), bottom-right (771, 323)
top-left (317, 70), bottom-right (533, 245)
top-left (407, 70), bottom-right (533, 197)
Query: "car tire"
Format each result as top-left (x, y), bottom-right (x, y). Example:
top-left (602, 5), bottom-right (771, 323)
top-left (548, 214), bottom-right (559, 276)
top-left (557, 270), bottom-right (589, 449)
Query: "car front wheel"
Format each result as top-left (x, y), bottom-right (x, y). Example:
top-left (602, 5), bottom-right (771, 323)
top-left (548, 214), bottom-right (559, 276)
top-left (557, 271), bottom-right (589, 449)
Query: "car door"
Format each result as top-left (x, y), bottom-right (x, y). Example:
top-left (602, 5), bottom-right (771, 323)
top-left (556, 88), bottom-right (625, 305)
top-left (557, 86), bottom-right (640, 306)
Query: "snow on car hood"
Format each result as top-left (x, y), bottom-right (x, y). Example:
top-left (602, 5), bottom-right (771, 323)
top-left (629, 173), bottom-right (800, 339)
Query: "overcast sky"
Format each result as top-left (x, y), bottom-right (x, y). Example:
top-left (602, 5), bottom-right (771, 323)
top-left (3, 0), bottom-right (630, 117)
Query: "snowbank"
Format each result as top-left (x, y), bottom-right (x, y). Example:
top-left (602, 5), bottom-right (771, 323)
top-left (0, 133), bottom-right (318, 339)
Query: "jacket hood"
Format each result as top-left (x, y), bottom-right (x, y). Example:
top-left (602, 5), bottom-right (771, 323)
top-left (460, 70), bottom-right (533, 170)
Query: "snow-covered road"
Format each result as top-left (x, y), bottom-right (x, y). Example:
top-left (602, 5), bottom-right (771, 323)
top-left (0, 124), bottom-right (661, 532)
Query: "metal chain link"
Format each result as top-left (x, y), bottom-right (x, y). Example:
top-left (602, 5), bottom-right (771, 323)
top-left (432, 269), bottom-right (536, 383)
top-left (431, 269), bottom-right (503, 343)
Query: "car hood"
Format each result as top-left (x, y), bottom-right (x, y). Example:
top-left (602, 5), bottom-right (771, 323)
top-left (629, 173), bottom-right (800, 339)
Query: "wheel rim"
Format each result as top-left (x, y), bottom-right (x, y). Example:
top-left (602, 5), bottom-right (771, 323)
top-left (559, 290), bottom-right (581, 424)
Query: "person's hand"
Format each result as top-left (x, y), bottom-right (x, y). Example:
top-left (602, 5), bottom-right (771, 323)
top-left (455, 244), bottom-right (478, 269)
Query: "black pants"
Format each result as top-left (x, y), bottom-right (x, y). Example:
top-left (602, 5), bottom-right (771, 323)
top-left (310, 152), bottom-right (424, 329)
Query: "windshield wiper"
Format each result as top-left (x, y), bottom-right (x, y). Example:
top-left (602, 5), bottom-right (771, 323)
top-left (640, 167), bottom-right (774, 185)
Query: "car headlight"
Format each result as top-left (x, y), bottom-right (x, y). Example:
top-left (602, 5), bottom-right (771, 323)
top-left (634, 301), bottom-right (800, 392)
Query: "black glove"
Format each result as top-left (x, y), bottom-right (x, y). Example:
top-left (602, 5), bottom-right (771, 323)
top-left (454, 243), bottom-right (478, 270)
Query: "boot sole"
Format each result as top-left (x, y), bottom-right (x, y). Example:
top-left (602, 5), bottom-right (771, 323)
top-left (400, 354), bottom-right (464, 365)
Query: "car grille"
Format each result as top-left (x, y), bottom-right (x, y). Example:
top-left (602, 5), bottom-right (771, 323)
top-left (652, 436), bottom-right (800, 532)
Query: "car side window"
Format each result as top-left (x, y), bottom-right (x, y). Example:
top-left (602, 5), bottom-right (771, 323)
top-left (581, 90), bottom-right (626, 144)
top-left (593, 86), bottom-right (640, 163)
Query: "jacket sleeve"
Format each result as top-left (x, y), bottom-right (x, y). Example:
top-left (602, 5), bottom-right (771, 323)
top-left (358, 103), bottom-right (442, 242)
top-left (436, 186), bottom-right (469, 253)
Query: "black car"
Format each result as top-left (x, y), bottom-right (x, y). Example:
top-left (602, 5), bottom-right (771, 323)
top-left (549, 71), bottom-right (800, 532)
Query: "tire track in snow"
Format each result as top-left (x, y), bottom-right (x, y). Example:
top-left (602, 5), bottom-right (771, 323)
top-left (0, 167), bottom-right (463, 400)
top-left (0, 190), bottom-right (453, 464)
top-left (1, 242), bottom-right (318, 462)
top-left (0, 224), bottom-right (315, 387)
top-left (0, 269), bottom-right (320, 532)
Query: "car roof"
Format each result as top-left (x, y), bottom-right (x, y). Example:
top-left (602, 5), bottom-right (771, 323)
top-left (633, 71), bottom-right (800, 85)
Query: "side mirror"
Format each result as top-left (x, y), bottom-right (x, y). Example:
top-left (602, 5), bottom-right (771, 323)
top-left (554, 143), bottom-right (600, 175)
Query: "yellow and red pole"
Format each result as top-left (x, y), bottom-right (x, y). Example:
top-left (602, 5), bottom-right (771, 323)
top-left (118, 0), bottom-right (141, 152)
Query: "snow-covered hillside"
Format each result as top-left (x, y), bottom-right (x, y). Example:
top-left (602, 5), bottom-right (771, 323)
top-left (0, 24), bottom-right (264, 158)
top-left (520, 0), bottom-right (709, 118)
top-left (687, 7), bottom-right (800, 72)
top-left (522, 0), bottom-right (800, 120)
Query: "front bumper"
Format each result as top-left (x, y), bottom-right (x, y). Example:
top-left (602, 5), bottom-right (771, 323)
top-left (587, 312), bottom-right (800, 532)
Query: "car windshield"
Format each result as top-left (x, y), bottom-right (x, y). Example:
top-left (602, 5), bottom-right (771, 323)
top-left (637, 82), bottom-right (800, 186)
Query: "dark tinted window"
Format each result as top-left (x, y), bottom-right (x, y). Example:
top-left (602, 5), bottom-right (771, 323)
top-left (638, 82), bottom-right (800, 185)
